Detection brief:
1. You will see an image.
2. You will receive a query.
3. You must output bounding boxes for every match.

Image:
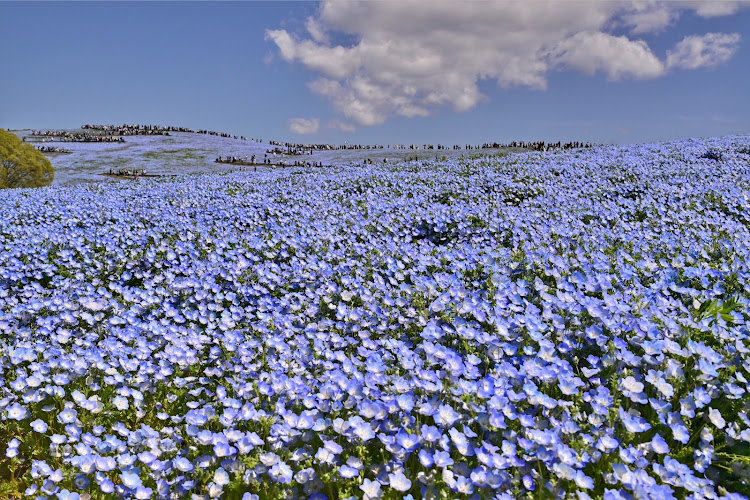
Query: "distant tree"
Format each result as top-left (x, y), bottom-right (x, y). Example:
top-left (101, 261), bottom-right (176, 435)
top-left (0, 129), bottom-right (55, 188)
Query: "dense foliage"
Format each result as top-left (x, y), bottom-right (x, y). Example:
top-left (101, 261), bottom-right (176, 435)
top-left (1, 136), bottom-right (750, 500)
top-left (0, 130), bottom-right (55, 189)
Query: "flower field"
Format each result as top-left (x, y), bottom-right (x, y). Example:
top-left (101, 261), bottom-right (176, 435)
top-left (2, 136), bottom-right (750, 500)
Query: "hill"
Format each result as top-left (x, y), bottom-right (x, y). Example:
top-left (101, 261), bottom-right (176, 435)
top-left (13, 128), bottom-right (489, 185)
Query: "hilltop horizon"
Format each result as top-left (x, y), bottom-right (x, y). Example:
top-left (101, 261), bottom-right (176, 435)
top-left (13, 120), bottom-right (748, 150)
top-left (8, 123), bottom-right (749, 186)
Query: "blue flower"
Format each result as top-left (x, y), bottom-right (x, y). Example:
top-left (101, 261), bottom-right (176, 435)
top-left (388, 471), bottom-right (411, 492)
top-left (29, 419), bottom-right (48, 433)
top-left (433, 450), bottom-right (454, 468)
top-left (339, 465), bottom-right (359, 478)
top-left (708, 408), bottom-right (726, 429)
top-left (173, 456), bottom-right (194, 472)
top-left (57, 407), bottom-right (77, 424)
top-left (134, 486), bottom-right (153, 499)
top-left (98, 479), bottom-right (114, 494)
top-left (618, 407), bottom-right (651, 433)
top-left (56, 489), bottom-right (79, 500)
top-left (651, 433), bottom-right (669, 454)
top-left (120, 471), bottom-right (142, 489)
top-left (418, 449), bottom-right (434, 467)
top-left (434, 404), bottom-right (460, 427)
top-left (269, 461), bottom-right (293, 484)
top-left (395, 429), bottom-right (420, 452)
top-left (522, 474), bottom-right (535, 490)
top-left (7, 402), bottom-right (29, 420)
top-left (73, 474), bottom-right (89, 489)
top-left (360, 478), bottom-right (382, 498)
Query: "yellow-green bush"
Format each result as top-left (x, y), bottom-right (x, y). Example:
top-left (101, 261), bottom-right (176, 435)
top-left (0, 129), bottom-right (55, 188)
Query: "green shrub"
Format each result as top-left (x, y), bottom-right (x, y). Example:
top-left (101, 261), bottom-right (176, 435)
top-left (0, 129), bottom-right (55, 188)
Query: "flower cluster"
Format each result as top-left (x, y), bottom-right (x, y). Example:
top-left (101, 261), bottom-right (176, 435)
top-left (1, 135), bottom-right (750, 499)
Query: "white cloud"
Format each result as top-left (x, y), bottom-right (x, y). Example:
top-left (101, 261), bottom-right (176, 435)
top-left (288, 117), bottom-right (320, 135)
top-left (550, 31), bottom-right (665, 80)
top-left (690, 1), bottom-right (742, 17)
top-left (267, 0), bottom-right (746, 127)
top-left (306, 17), bottom-right (329, 44)
top-left (666, 32), bottom-right (742, 70)
top-left (619, 2), bottom-right (679, 33)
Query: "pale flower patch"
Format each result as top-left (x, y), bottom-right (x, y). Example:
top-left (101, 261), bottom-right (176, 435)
top-left (0, 135), bottom-right (749, 498)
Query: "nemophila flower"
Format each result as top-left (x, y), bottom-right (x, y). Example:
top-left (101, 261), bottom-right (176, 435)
top-left (113, 396), bottom-right (129, 410)
top-left (389, 471), bottom-right (412, 492)
top-left (269, 461), bottom-right (293, 483)
top-left (120, 471), bottom-right (142, 489)
top-left (522, 474), bottom-right (535, 491)
top-left (94, 456), bottom-right (115, 473)
top-left (7, 402), bottom-right (29, 420)
top-left (41, 479), bottom-right (60, 495)
top-left (294, 468), bottom-right (315, 484)
top-left (708, 408), bottom-right (726, 429)
top-left (418, 449), bottom-right (434, 467)
top-left (618, 407), bottom-right (651, 433)
top-left (350, 419), bottom-right (375, 441)
top-left (73, 474), bottom-right (89, 489)
top-left (339, 465), bottom-right (359, 478)
top-left (207, 482), bottom-right (223, 498)
top-left (671, 422), bottom-right (691, 444)
top-left (315, 446), bottom-right (336, 464)
top-left (449, 427), bottom-right (474, 456)
top-left (575, 470), bottom-right (595, 489)
top-left (214, 468), bottom-right (230, 486)
top-left (396, 393), bottom-right (415, 411)
top-left (172, 457), bottom-right (193, 472)
top-left (6, 442), bottom-right (19, 458)
top-left (433, 450), bottom-right (454, 468)
top-left (214, 440), bottom-right (237, 457)
top-left (50, 469), bottom-right (64, 482)
top-left (651, 433), bottom-right (670, 454)
top-left (597, 434), bottom-right (619, 452)
top-left (57, 407), bottom-right (77, 424)
top-left (694, 387), bottom-right (712, 407)
top-left (360, 478), bottom-right (382, 499)
top-left (421, 425), bottom-right (442, 443)
top-left (434, 404), bottom-right (460, 427)
top-left (134, 486), bottom-right (153, 499)
top-left (323, 439), bottom-right (343, 455)
top-left (56, 489), bottom-right (79, 500)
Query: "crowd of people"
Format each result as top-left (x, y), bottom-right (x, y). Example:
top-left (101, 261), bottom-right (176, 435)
top-left (36, 145), bottom-right (71, 153)
top-left (81, 124), bottom-right (248, 141)
top-left (265, 139), bottom-right (595, 153)
top-left (82, 124), bottom-right (173, 136)
top-left (467, 140), bottom-right (596, 151)
top-left (108, 168), bottom-right (147, 178)
top-left (290, 160), bottom-right (326, 167)
top-left (196, 129), bottom-right (247, 140)
top-left (266, 147), bottom-right (312, 156)
top-left (215, 155), bottom-right (326, 168)
top-left (215, 155), bottom-right (255, 164)
top-left (28, 131), bottom-right (125, 143)
top-left (267, 140), bottom-right (386, 151)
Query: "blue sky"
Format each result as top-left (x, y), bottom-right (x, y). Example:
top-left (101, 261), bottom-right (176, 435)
top-left (1, 1), bottom-right (748, 145)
